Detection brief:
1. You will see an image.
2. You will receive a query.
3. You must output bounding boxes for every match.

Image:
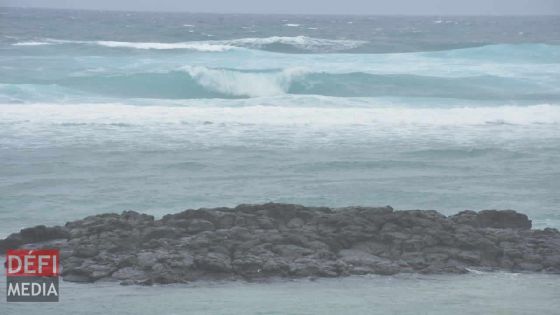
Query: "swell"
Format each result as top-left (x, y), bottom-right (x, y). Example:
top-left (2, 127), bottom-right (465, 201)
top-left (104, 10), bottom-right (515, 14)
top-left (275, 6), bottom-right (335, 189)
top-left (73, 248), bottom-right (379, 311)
top-left (5, 67), bottom-right (557, 100)
top-left (2, 43), bottom-right (559, 101)
top-left (9, 39), bottom-right (560, 61)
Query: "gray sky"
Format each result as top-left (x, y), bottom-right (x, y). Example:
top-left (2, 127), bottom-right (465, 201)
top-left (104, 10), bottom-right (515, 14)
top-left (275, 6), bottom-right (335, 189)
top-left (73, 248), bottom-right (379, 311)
top-left (1, 0), bottom-right (559, 15)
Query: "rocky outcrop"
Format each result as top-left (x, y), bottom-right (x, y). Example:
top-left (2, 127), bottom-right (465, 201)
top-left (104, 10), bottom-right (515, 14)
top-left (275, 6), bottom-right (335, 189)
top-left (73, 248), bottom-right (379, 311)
top-left (1, 203), bottom-right (559, 285)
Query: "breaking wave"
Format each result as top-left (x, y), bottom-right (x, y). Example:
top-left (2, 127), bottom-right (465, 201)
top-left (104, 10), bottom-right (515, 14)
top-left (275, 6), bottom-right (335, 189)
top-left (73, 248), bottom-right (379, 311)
top-left (16, 66), bottom-right (555, 100)
top-left (183, 66), bottom-right (307, 97)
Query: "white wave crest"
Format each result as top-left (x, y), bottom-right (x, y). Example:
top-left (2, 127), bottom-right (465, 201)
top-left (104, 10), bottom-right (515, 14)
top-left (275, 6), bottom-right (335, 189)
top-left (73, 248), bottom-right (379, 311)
top-left (21, 38), bottom-right (234, 52)
top-left (94, 40), bottom-right (234, 52)
top-left (184, 66), bottom-right (308, 97)
top-left (12, 41), bottom-right (52, 46)
top-left (14, 36), bottom-right (366, 52)
top-left (222, 36), bottom-right (366, 52)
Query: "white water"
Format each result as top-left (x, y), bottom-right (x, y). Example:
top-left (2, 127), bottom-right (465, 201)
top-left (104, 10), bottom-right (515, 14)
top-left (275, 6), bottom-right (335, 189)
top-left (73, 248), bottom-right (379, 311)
top-left (2, 103), bottom-right (560, 126)
top-left (14, 35), bottom-right (367, 52)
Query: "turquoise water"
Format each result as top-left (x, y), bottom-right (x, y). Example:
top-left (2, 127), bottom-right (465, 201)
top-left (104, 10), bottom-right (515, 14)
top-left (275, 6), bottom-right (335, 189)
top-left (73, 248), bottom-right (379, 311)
top-left (1, 8), bottom-right (560, 313)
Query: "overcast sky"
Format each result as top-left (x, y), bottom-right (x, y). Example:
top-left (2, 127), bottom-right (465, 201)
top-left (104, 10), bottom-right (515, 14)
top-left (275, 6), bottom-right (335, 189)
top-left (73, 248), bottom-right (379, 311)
top-left (1, 0), bottom-right (559, 15)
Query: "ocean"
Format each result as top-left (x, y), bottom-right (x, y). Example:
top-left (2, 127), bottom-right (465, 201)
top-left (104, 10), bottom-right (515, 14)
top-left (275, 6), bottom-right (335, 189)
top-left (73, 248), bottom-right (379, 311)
top-left (0, 7), bottom-right (559, 314)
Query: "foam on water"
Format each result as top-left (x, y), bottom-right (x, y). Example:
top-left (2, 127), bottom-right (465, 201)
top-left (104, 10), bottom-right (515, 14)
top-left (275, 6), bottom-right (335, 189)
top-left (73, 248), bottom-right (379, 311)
top-left (2, 103), bottom-right (559, 126)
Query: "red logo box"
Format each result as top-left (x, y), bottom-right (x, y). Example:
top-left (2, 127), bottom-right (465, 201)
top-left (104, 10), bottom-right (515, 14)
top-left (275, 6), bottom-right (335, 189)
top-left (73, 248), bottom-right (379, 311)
top-left (6, 249), bottom-right (59, 277)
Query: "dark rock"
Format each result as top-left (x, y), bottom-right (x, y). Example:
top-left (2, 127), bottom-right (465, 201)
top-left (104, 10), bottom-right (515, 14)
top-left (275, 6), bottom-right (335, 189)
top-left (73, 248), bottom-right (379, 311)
top-left (477, 210), bottom-right (532, 229)
top-left (0, 225), bottom-right (69, 254)
top-left (142, 227), bottom-right (179, 241)
top-left (451, 210), bottom-right (531, 230)
top-left (195, 252), bottom-right (232, 273)
top-left (1, 203), bottom-right (558, 284)
top-left (74, 246), bottom-right (99, 258)
top-left (186, 219), bottom-right (215, 234)
top-left (63, 273), bottom-right (92, 283)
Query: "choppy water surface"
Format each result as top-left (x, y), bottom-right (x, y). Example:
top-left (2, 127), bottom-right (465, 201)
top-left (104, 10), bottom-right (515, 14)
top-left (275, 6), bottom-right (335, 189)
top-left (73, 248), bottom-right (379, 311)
top-left (0, 8), bottom-right (560, 314)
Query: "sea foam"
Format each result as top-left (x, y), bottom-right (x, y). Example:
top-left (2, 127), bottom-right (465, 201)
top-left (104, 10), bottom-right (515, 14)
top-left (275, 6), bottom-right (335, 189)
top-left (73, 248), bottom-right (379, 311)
top-left (2, 103), bottom-right (559, 127)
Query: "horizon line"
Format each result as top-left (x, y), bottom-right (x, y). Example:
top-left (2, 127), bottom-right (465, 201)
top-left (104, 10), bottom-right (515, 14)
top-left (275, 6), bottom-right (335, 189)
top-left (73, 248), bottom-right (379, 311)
top-left (2, 5), bottom-right (560, 17)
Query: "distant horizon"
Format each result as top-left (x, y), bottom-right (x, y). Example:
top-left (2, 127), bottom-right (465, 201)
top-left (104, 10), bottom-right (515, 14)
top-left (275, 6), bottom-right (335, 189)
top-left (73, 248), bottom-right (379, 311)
top-left (2, 5), bottom-right (560, 16)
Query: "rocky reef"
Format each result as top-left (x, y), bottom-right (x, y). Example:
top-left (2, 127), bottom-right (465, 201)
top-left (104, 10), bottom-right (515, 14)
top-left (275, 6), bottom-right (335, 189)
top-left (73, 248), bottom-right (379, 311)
top-left (1, 203), bottom-right (559, 285)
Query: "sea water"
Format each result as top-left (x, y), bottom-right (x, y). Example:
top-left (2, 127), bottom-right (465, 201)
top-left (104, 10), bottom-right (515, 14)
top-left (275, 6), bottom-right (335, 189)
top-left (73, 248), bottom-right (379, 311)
top-left (1, 273), bottom-right (560, 314)
top-left (0, 8), bottom-right (559, 314)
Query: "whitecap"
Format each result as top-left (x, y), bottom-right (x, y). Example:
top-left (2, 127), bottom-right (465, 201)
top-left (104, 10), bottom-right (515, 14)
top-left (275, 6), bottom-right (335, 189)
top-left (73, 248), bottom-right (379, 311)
top-left (94, 41), bottom-right (233, 52)
top-left (32, 36), bottom-right (366, 52)
top-left (222, 36), bottom-right (366, 52)
top-left (12, 41), bottom-right (52, 46)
